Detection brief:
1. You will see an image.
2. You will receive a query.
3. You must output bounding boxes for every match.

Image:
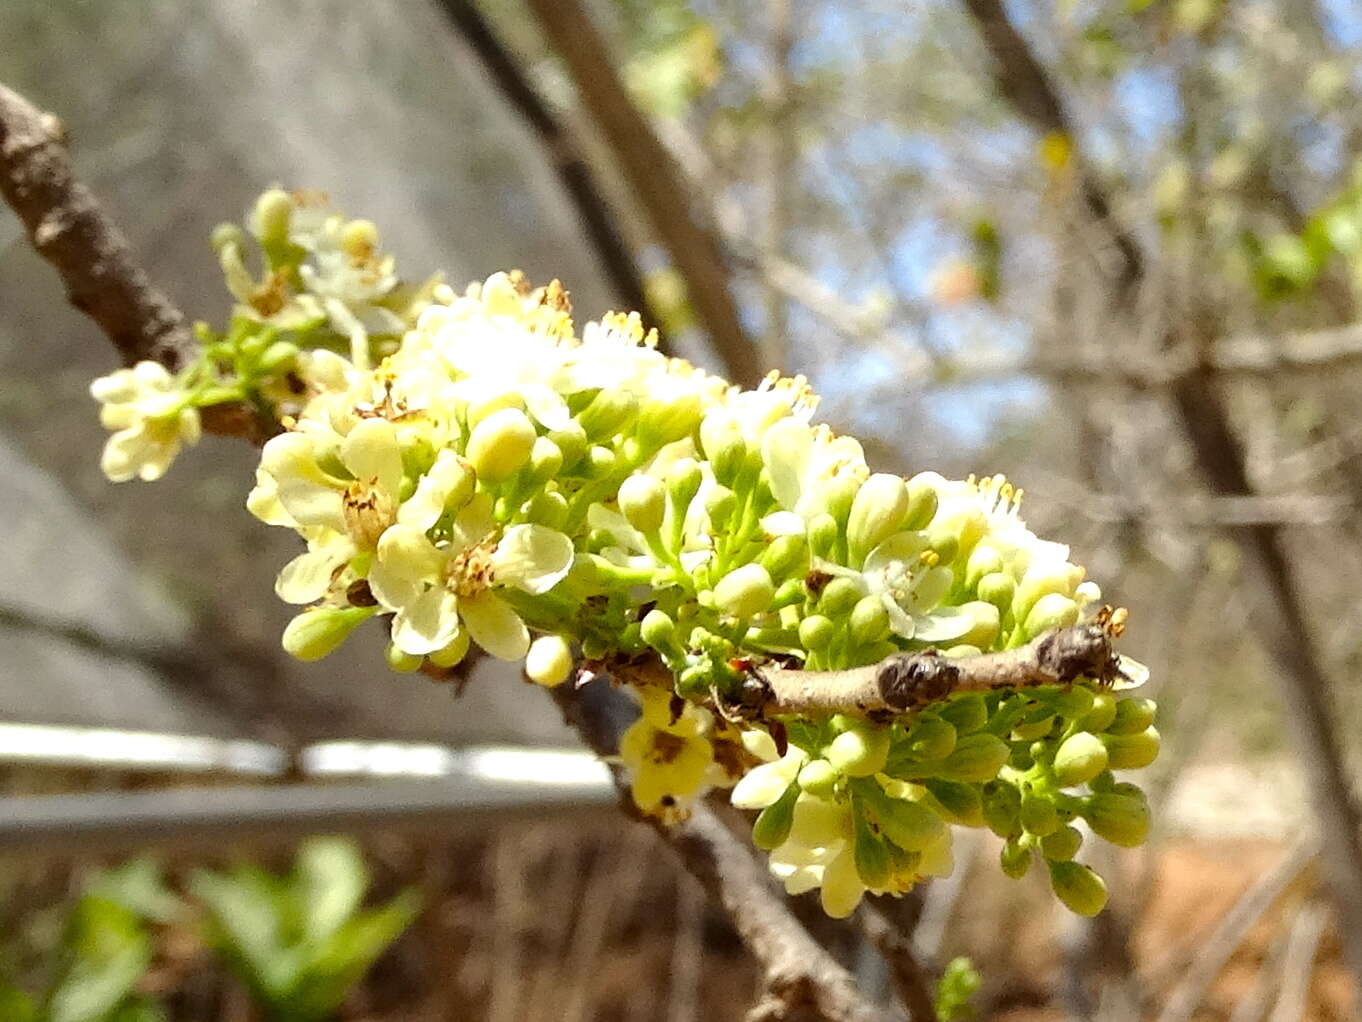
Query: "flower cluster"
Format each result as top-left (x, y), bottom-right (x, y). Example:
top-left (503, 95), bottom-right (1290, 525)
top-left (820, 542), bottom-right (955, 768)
top-left (90, 190), bottom-right (1160, 919)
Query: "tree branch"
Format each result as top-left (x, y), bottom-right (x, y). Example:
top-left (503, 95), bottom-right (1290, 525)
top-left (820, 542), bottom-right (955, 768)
top-left (523, 0), bottom-right (762, 387)
top-left (0, 83), bottom-right (195, 370)
top-left (857, 903), bottom-right (940, 1022)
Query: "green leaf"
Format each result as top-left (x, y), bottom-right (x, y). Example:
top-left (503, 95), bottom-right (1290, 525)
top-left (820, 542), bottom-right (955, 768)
top-left (190, 869), bottom-right (297, 1002)
top-left (87, 859), bottom-right (182, 925)
top-left (45, 897), bottom-right (152, 1022)
top-left (934, 956), bottom-right (982, 1021)
top-left (294, 838), bottom-right (368, 946)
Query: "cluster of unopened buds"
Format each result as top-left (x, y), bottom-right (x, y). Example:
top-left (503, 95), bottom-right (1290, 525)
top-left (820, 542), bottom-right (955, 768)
top-left (91, 189), bottom-right (1159, 918)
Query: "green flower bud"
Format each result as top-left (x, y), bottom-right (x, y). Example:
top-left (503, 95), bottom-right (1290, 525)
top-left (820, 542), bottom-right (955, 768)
top-left (1041, 825), bottom-right (1083, 862)
top-left (1053, 731), bottom-right (1110, 787)
top-left (940, 733), bottom-right (1010, 782)
top-left (1023, 592), bottom-right (1078, 638)
top-left (908, 716), bottom-right (957, 761)
top-left (467, 392), bottom-right (525, 427)
top-left (759, 533), bottom-right (809, 580)
top-left (385, 643), bottom-right (423, 674)
top-left (1108, 697), bottom-right (1157, 735)
top-left (428, 630), bottom-right (472, 668)
top-left (818, 577), bottom-right (863, 618)
top-left (525, 635), bottom-right (574, 687)
top-left (258, 340), bottom-right (300, 374)
top-left (666, 458), bottom-right (703, 516)
top-left (798, 614), bottom-right (837, 651)
top-left (1014, 563), bottom-right (1081, 623)
top-left (637, 392), bottom-right (703, 449)
top-left (641, 609), bottom-right (682, 657)
top-left (547, 424), bottom-right (588, 472)
top-left (253, 188), bottom-right (293, 243)
top-left (577, 389), bottom-right (637, 440)
top-left (798, 759), bottom-right (840, 799)
top-left (1083, 691), bottom-right (1118, 732)
top-left (1048, 861), bottom-right (1108, 916)
top-left (752, 782), bottom-right (800, 851)
top-left (939, 693), bottom-right (988, 734)
top-left (619, 473), bottom-right (666, 533)
top-left (1082, 792), bottom-right (1150, 847)
top-left (977, 572), bottom-right (1015, 616)
top-left (467, 407), bottom-right (536, 483)
top-left (698, 416), bottom-right (747, 484)
top-left (1013, 715), bottom-right (1055, 741)
top-left (826, 725), bottom-right (892, 777)
top-left (982, 779), bottom-right (1021, 836)
top-left (808, 513), bottom-right (840, 560)
top-left (924, 779), bottom-right (984, 827)
top-left (583, 445), bottom-right (617, 480)
top-left (524, 436), bottom-right (563, 487)
top-left (703, 485), bottom-right (737, 529)
top-left (714, 564), bottom-right (776, 620)
top-left (772, 577), bottom-right (806, 609)
top-left (849, 595), bottom-right (891, 645)
top-left (853, 812), bottom-right (894, 888)
top-left (1102, 727), bottom-right (1161, 770)
top-left (904, 474), bottom-right (940, 531)
top-left (524, 490), bottom-right (568, 529)
top-left (210, 222), bottom-right (245, 254)
top-left (1020, 791), bottom-right (1060, 837)
top-left (1053, 686), bottom-right (1095, 721)
top-left (846, 474), bottom-right (911, 562)
top-left (958, 601), bottom-right (1001, 649)
top-left (822, 475), bottom-right (862, 529)
top-left (926, 527), bottom-right (959, 567)
top-left (282, 606), bottom-right (372, 662)
top-left (965, 544), bottom-right (1004, 588)
top-left (1000, 835), bottom-right (1032, 878)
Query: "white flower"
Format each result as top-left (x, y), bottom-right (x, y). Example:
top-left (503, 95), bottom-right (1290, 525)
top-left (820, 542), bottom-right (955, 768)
top-left (368, 496), bottom-right (573, 659)
top-left (761, 417), bottom-right (868, 520)
top-left (90, 361), bottom-right (201, 482)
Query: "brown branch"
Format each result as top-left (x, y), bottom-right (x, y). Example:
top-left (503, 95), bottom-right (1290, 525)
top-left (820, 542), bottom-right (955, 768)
top-left (857, 903), bottom-right (940, 1022)
top-left (523, 0), bottom-right (762, 387)
top-left (550, 678), bottom-right (892, 1022)
top-left (755, 624), bottom-right (1119, 717)
top-left (0, 83), bottom-right (195, 370)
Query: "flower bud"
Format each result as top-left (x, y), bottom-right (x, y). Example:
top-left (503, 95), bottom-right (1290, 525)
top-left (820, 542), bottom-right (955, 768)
top-left (822, 475), bottom-right (862, 530)
top-left (924, 779), bottom-right (984, 827)
top-left (798, 614), bottom-right (837, 651)
top-left (714, 564), bottom-right (775, 620)
top-left (873, 793), bottom-right (947, 852)
top-left (524, 436), bottom-right (563, 486)
top-left (282, 606), bottom-right (372, 662)
top-left (808, 513), bottom-right (840, 560)
top-left (1020, 792), bottom-right (1060, 836)
top-left (1023, 592), bottom-right (1078, 638)
top-left (908, 716), bottom-right (957, 761)
top-left (619, 474), bottom-right (666, 534)
top-left (818, 577), bottom-right (863, 618)
top-left (548, 424), bottom-right (588, 471)
top-left (904, 473), bottom-right (940, 531)
top-left (1014, 562), bottom-right (1082, 623)
top-left (466, 407), bottom-right (536, 483)
top-left (1048, 861), bottom-right (1108, 917)
top-left (965, 544), bottom-right (1004, 588)
top-left (939, 693), bottom-right (988, 734)
top-left (582, 445), bottom-right (617, 480)
top-left (641, 609), bottom-right (682, 658)
top-left (797, 759), bottom-right (839, 798)
top-left (1082, 792), bottom-right (1150, 847)
top-left (525, 635), bottom-right (574, 687)
top-left (637, 392), bottom-right (703, 449)
top-left (210, 222), bottom-right (245, 254)
top-left (1053, 686), bottom-right (1095, 722)
top-left (760, 533), bottom-right (808, 580)
top-left (1012, 715), bottom-right (1054, 741)
top-left (977, 572), bottom-right (1015, 616)
top-left (820, 848), bottom-right (866, 919)
top-left (752, 782), bottom-right (799, 850)
top-left (666, 458), bottom-right (703, 515)
top-left (253, 188), bottom-right (293, 244)
top-left (958, 601), bottom-right (1001, 650)
top-left (853, 813), bottom-right (894, 888)
top-left (982, 779), bottom-right (1021, 836)
top-left (1082, 690), bottom-right (1118, 732)
top-left (385, 643), bottom-right (423, 674)
top-left (258, 340), bottom-right (300, 374)
top-left (577, 389), bottom-right (637, 440)
top-left (1000, 835), bottom-right (1032, 878)
top-left (1041, 824), bottom-right (1083, 862)
top-left (1102, 727), bottom-right (1161, 770)
top-left (941, 733), bottom-right (1010, 782)
top-left (1053, 731), bottom-right (1110, 787)
top-left (1108, 697), bottom-right (1157, 735)
top-left (704, 485), bottom-right (737, 529)
top-left (699, 414), bottom-right (748, 485)
top-left (849, 595), bottom-right (891, 645)
top-left (524, 490), bottom-right (568, 529)
top-left (428, 630), bottom-right (472, 668)
top-left (846, 474), bottom-right (911, 562)
top-left (826, 725), bottom-right (891, 777)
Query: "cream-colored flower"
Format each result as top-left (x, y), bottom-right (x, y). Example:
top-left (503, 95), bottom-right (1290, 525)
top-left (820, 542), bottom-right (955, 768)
top-left (619, 687), bottom-right (715, 820)
top-left (90, 361), bottom-right (201, 482)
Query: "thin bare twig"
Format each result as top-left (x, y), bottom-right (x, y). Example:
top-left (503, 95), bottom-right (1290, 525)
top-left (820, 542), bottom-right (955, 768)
top-left (857, 902), bottom-right (940, 1022)
top-left (1266, 901), bottom-right (1329, 1022)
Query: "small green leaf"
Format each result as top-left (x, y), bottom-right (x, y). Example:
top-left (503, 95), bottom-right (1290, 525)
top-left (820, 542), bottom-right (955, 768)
top-left (45, 897), bottom-right (152, 1022)
top-left (295, 838), bottom-right (369, 946)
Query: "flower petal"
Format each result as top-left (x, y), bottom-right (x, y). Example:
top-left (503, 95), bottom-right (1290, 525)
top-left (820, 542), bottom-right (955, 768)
top-left (761, 417), bottom-right (811, 512)
top-left (398, 449), bottom-right (469, 531)
top-left (460, 591), bottom-right (530, 660)
top-left (276, 545), bottom-right (348, 604)
top-left (341, 417), bottom-right (403, 497)
top-left (912, 605), bottom-right (976, 643)
top-left (492, 524), bottom-right (574, 594)
top-left (370, 524), bottom-right (444, 609)
top-left (390, 586), bottom-right (462, 655)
